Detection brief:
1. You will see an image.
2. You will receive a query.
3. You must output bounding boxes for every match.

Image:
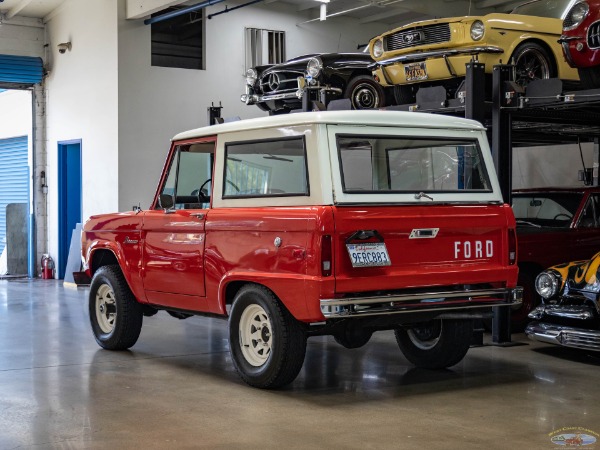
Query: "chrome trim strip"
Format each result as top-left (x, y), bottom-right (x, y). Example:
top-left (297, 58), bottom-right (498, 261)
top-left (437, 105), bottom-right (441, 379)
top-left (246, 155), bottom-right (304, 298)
top-left (526, 322), bottom-right (600, 351)
top-left (544, 305), bottom-right (593, 320)
top-left (371, 46), bottom-right (504, 68)
top-left (320, 287), bottom-right (522, 318)
top-left (257, 91), bottom-right (300, 102)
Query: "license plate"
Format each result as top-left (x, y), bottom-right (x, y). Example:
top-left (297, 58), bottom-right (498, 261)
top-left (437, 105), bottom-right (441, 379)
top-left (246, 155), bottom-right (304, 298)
top-left (405, 62), bottom-right (428, 82)
top-left (346, 243), bottom-right (392, 268)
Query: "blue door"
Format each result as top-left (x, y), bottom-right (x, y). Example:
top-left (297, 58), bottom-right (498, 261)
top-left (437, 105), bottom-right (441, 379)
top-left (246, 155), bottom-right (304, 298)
top-left (58, 141), bottom-right (82, 279)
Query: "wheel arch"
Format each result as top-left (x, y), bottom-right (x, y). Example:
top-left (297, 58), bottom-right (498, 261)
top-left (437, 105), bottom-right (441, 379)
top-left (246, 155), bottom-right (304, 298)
top-left (218, 273), bottom-right (312, 321)
top-left (89, 247), bottom-right (119, 275)
top-left (508, 37), bottom-right (558, 74)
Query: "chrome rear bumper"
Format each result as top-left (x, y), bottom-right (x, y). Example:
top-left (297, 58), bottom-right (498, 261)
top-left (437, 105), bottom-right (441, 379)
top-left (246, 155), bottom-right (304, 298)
top-left (526, 322), bottom-right (600, 352)
top-left (320, 287), bottom-right (522, 319)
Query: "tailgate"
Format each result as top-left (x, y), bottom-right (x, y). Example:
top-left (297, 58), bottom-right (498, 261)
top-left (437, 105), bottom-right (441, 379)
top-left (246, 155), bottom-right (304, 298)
top-left (333, 204), bottom-right (514, 294)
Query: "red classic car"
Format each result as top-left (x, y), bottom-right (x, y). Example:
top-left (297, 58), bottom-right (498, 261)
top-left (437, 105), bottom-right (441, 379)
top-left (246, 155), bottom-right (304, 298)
top-left (560, 0), bottom-right (600, 87)
top-left (512, 187), bottom-right (600, 327)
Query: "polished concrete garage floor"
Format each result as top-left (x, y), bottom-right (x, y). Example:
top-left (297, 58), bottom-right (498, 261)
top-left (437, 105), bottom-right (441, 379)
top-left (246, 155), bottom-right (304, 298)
top-left (1, 279), bottom-right (599, 450)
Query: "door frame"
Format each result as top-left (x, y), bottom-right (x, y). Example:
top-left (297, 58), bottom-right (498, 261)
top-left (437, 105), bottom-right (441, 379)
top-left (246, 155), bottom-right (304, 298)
top-left (57, 139), bottom-right (82, 279)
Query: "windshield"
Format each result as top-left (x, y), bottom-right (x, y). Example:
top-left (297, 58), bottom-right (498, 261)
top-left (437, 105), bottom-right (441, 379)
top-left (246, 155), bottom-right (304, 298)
top-left (512, 192), bottom-right (582, 227)
top-left (511, 0), bottom-right (575, 19)
top-left (337, 135), bottom-right (491, 193)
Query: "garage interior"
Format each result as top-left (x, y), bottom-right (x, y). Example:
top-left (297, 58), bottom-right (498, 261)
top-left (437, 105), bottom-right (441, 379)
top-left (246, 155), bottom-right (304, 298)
top-left (1, 0), bottom-right (600, 448)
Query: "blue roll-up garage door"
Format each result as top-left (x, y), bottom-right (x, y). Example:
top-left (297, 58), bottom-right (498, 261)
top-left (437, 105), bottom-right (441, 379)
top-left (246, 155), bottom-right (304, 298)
top-left (0, 136), bottom-right (29, 255)
top-left (0, 54), bottom-right (43, 85)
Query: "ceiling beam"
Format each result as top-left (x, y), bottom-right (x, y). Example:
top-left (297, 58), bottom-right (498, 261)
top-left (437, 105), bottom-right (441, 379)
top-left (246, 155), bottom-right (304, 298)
top-left (6, 0), bottom-right (33, 20)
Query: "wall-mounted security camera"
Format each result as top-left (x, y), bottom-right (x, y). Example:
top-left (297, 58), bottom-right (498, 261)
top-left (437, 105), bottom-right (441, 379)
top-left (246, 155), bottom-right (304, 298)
top-left (57, 42), bottom-right (72, 54)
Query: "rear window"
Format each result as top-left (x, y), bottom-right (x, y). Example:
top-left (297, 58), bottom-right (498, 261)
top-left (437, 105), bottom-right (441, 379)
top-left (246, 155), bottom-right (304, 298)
top-left (337, 135), bottom-right (491, 194)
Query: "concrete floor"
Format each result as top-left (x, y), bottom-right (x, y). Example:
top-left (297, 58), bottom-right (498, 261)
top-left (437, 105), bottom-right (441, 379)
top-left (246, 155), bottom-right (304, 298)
top-left (1, 280), bottom-right (599, 450)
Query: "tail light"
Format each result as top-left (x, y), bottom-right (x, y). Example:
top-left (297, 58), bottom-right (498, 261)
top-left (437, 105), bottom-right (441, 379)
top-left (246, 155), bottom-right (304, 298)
top-left (321, 235), bottom-right (332, 277)
top-left (508, 228), bottom-right (517, 265)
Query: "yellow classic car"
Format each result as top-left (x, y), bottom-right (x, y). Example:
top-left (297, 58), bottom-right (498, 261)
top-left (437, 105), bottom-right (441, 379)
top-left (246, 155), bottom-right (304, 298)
top-left (369, 0), bottom-right (580, 104)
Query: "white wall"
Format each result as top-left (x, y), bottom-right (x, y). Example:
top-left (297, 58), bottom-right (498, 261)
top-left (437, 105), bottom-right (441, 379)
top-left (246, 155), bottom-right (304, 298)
top-left (44, 0), bottom-right (119, 269)
top-left (117, 0), bottom-right (389, 212)
top-left (513, 143), bottom-right (595, 189)
top-left (0, 90), bottom-right (32, 140)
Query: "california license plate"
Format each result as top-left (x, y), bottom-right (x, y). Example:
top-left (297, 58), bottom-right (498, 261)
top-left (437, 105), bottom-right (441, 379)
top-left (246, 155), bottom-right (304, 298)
top-left (405, 62), bottom-right (428, 82)
top-left (346, 243), bottom-right (391, 268)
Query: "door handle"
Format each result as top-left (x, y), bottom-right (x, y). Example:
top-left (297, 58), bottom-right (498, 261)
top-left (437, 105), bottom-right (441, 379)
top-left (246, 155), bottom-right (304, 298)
top-left (190, 213), bottom-right (205, 220)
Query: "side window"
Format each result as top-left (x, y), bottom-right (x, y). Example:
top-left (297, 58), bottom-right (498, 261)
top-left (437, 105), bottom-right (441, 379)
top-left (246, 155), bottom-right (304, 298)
top-left (158, 142), bottom-right (214, 209)
top-left (245, 28), bottom-right (285, 71)
top-left (223, 137), bottom-right (308, 198)
top-left (578, 195), bottom-right (600, 228)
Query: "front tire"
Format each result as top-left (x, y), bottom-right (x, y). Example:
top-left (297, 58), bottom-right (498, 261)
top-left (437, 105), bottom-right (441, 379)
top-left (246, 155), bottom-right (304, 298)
top-left (344, 75), bottom-right (386, 109)
top-left (511, 42), bottom-right (556, 88)
top-left (89, 265), bottom-right (143, 350)
top-left (229, 284), bottom-right (307, 388)
top-left (394, 319), bottom-right (473, 369)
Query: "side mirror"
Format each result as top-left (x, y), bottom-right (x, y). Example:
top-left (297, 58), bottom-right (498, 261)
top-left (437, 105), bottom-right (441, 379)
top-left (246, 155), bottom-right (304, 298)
top-left (158, 194), bottom-right (174, 210)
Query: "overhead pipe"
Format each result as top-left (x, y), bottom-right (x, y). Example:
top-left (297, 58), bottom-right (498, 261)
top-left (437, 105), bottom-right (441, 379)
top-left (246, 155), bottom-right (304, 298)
top-left (208, 0), bottom-right (264, 19)
top-left (144, 0), bottom-right (226, 25)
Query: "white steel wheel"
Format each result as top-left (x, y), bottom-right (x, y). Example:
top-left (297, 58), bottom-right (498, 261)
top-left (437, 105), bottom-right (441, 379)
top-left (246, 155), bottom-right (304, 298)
top-left (95, 284), bottom-right (117, 334)
top-left (239, 303), bottom-right (273, 367)
top-left (406, 321), bottom-right (442, 350)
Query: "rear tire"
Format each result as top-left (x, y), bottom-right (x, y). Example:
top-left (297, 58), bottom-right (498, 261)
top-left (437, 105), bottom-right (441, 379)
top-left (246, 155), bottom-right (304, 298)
top-left (229, 284), bottom-right (307, 388)
top-left (89, 265), bottom-right (143, 350)
top-left (344, 75), bottom-right (386, 109)
top-left (578, 67), bottom-right (600, 89)
top-left (393, 84), bottom-right (416, 105)
top-left (394, 319), bottom-right (473, 369)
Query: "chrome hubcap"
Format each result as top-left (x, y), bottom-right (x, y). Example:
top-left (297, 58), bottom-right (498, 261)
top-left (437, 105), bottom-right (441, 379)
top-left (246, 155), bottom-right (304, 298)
top-left (352, 83), bottom-right (379, 109)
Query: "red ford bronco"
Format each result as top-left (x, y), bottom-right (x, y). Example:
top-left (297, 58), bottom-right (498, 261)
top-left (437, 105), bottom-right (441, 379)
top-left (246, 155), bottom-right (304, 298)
top-left (81, 110), bottom-right (521, 388)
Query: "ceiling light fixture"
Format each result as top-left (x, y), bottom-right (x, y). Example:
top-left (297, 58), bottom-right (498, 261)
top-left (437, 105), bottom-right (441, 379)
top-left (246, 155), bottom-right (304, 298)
top-left (315, 0), bottom-right (329, 21)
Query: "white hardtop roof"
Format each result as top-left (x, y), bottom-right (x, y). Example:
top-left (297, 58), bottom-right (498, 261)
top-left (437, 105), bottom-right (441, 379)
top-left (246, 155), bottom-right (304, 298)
top-left (172, 110), bottom-right (485, 142)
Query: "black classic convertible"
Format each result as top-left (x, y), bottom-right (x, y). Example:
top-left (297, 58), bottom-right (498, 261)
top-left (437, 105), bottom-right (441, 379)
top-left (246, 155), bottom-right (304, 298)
top-left (241, 53), bottom-right (389, 114)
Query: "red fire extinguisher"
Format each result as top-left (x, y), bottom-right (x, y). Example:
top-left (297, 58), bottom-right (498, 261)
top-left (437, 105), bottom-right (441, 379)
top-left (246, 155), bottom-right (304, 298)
top-left (41, 254), bottom-right (55, 279)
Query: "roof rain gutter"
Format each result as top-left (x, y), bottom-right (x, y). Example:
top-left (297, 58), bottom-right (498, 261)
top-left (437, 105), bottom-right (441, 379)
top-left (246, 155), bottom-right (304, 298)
top-left (143, 0), bottom-right (226, 25)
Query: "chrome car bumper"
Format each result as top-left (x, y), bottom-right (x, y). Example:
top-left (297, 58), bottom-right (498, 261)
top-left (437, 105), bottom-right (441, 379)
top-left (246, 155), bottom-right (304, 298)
top-left (370, 46), bottom-right (504, 68)
top-left (320, 286), bottom-right (522, 319)
top-left (526, 322), bottom-right (600, 352)
top-left (241, 79), bottom-right (342, 105)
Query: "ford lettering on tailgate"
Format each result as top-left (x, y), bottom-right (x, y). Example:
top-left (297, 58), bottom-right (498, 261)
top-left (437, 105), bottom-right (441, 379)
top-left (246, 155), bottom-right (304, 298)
top-left (454, 240), bottom-right (494, 259)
